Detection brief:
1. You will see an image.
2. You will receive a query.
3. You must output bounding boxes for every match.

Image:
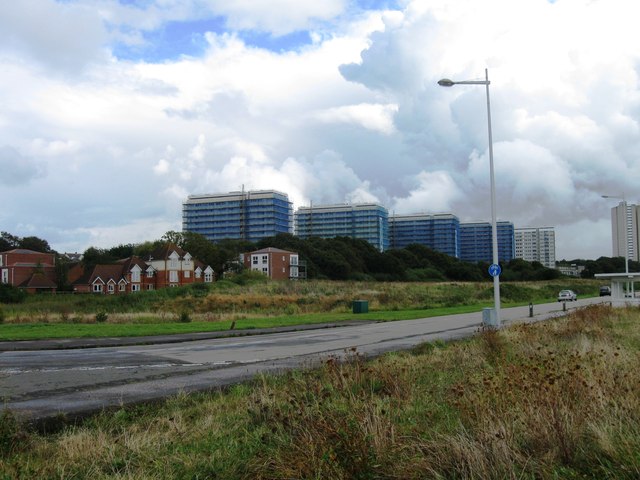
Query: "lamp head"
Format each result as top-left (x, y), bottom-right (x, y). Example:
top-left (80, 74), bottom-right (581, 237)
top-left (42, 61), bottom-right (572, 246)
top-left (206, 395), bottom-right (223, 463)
top-left (437, 78), bottom-right (455, 87)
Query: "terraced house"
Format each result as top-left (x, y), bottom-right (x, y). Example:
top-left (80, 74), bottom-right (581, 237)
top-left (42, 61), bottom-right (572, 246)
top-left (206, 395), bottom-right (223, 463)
top-left (69, 244), bottom-right (214, 294)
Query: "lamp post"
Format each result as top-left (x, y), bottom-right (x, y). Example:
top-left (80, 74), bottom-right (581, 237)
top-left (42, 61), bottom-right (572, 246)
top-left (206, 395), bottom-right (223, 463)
top-left (439, 68), bottom-right (501, 326)
top-left (602, 194), bottom-right (632, 295)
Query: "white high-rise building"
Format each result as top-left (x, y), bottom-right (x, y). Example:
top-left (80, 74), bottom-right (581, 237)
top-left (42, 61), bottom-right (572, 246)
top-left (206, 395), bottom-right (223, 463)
top-left (514, 227), bottom-right (556, 268)
top-left (610, 201), bottom-right (640, 262)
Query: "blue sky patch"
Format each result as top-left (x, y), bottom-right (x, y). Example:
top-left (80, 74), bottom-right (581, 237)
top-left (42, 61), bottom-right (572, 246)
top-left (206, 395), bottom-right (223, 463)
top-left (108, 0), bottom-right (403, 61)
top-left (113, 18), bottom-right (226, 62)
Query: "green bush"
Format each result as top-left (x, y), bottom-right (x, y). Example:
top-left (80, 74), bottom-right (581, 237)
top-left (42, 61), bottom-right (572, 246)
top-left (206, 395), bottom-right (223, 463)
top-left (0, 307), bottom-right (4, 324)
top-left (190, 283), bottom-right (210, 297)
top-left (178, 311), bottom-right (191, 323)
top-left (0, 284), bottom-right (26, 304)
top-left (229, 270), bottom-right (269, 286)
top-left (0, 410), bottom-right (23, 456)
top-left (95, 311), bottom-right (108, 323)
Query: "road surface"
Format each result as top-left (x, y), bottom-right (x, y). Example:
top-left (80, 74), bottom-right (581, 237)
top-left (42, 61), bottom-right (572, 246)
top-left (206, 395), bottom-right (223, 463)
top-left (0, 298), bottom-right (604, 424)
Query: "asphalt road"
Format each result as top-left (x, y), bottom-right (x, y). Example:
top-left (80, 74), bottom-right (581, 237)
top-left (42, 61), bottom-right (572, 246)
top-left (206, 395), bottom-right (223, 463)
top-left (0, 298), bottom-right (606, 424)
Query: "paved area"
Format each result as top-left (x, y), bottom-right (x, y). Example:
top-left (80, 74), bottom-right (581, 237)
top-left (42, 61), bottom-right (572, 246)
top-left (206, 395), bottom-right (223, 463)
top-left (0, 320), bottom-right (375, 352)
top-left (0, 299), bottom-right (605, 426)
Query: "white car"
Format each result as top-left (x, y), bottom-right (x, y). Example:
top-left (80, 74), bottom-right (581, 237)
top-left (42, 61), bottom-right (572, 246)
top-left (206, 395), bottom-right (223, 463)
top-left (557, 289), bottom-right (577, 302)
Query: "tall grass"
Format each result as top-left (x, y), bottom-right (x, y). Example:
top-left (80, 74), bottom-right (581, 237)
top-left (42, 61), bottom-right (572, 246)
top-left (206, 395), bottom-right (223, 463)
top-left (2, 304), bottom-right (638, 478)
top-left (2, 278), bottom-right (599, 324)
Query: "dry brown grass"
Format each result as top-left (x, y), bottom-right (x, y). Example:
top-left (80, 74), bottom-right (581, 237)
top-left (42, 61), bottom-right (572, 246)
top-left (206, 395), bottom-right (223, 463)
top-left (2, 304), bottom-right (638, 479)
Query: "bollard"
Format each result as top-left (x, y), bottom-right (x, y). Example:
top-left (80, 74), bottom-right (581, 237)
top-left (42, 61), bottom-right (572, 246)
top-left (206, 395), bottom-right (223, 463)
top-left (529, 302), bottom-right (533, 318)
top-left (563, 302), bottom-right (566, 312)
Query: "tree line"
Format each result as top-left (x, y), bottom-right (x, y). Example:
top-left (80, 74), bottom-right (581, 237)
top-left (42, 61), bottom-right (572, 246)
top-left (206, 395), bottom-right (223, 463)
top-left (5, 230), bottom-right (633, 285)
top-left (73, 231), bottom-right (563, 283)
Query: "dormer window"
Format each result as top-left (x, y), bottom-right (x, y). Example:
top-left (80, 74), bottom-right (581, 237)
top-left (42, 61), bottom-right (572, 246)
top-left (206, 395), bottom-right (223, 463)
top-left (169, 251), bottom-right (180, 269)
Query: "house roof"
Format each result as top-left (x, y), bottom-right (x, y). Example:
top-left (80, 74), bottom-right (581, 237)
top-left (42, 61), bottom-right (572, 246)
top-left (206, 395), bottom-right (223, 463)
top-left (74, 264), bottom-right (127, 286)
top-left (248, 247), bottom-right (297, 255)
top-left (148, 243), bottom-right (188, 261)
top-left (1, 248), bottom-right (52, 255)
top-left (18, 273), bottom-right (57, 289)
top-left (117, 256), bottom-right (149, 272)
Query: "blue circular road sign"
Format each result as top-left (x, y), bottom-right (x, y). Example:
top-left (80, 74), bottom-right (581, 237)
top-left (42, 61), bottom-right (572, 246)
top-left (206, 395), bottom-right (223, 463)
top-left (488, 264), bottom-right (501, 277)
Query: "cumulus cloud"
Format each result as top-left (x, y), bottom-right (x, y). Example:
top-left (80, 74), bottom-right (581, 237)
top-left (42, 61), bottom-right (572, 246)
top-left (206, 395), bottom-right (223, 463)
top-left (1, 0), bottom-right (639, 261)
top-left (0, 0), bottom-right (108, 73)
top-left (313, 103), bottom-right (398, 134)
top-left (28, 139), bottom-right (82, 157)
top-left (0, 146), bottom-right (45, 186)
top-left (392, 170), bottom-right (463, 214)
top-left (465, 140), bottom-right (574, 224)
top-left (204, 0), bottom-right (347, 35)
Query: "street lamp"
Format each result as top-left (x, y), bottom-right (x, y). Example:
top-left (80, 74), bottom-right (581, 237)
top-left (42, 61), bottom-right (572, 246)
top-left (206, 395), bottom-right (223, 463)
top-left (439, 68), bottom-right (501, 326)
top-left (602, 194), bottom-right (632, 294)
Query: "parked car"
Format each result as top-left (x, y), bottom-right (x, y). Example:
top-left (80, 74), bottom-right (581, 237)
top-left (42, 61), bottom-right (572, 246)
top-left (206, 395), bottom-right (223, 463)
top-left (557, 289), bottom-right (577, 302)
top-left (599, 285), bottom-right (611, 296)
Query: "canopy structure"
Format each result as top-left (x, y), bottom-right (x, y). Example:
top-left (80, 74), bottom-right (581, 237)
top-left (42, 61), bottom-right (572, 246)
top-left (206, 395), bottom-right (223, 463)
top-left (594, 272), bottom-right (640, 304)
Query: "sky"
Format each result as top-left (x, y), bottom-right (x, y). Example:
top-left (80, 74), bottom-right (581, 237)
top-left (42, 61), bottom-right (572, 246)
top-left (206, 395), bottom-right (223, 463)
top-left (1, 0), bottom-right (639, 260)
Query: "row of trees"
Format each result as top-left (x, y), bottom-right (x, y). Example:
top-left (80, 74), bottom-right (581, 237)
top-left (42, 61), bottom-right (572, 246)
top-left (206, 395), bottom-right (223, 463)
top-left (62, 231), bottom-right (563, 282)
top-left (0, 232), bottom-right (53, 253)
top-left (5, 230), bottom-right (633, 283)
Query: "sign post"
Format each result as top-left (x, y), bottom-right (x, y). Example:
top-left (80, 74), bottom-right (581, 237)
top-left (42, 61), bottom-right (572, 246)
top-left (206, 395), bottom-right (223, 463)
top-left (488, 264), bottom-right (501, 278)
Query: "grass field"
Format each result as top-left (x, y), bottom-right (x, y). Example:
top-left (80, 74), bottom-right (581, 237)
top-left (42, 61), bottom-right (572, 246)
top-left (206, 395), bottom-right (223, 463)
top-left (1, 303), bottom-right (638, 478)
top-left (0, 278), bottom-right (599, 341)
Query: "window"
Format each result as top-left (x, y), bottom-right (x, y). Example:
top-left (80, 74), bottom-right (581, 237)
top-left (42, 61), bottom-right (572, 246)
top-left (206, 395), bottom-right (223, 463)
top-left (132, 284), bottom-right (140, 292)
top-left (131, 270), bottom-right (141, 283)
top-left (204, 272), bottom-right (213, 282)
top-left (184, 271), bottom-right (190, 278)
top-left (262, 267), bottom-right (268, 273)
top-left (252, 256), bottom-right (258, 265)
top-left (170, 258), bottom-right (179, 269)
top-left (119, 284), bottom-right (126, 292)
top-left (93, 284), bottom-right (103, 293)
top-left (0, 256), bottom-right (3, 267)
top-left (262, 255), bottom-right (268, 263)
top-left (169, 270), bottom-right (179, 283)
top-left (1, 269), bottom-right (7, 284)
top-left (108, 284), bottom-right (114, 293)
top-left (195, 269), bottom-right (201, 278)
top-left (146, 270), bottom-right (154, 278)
top-left (147, 285), bottom-right (154, 291)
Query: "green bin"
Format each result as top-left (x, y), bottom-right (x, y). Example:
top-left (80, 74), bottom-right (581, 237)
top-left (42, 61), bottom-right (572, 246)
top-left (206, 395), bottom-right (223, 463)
top-left (352, 300), bottom-right (368, 314)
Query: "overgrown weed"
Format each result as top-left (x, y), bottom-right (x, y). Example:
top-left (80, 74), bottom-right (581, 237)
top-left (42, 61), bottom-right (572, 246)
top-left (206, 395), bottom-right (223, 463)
top-left (2, 304), bottom-right (638, 479)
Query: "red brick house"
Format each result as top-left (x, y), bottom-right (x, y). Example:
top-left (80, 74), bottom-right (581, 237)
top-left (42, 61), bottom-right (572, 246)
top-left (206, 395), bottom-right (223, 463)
top-left (0, 249), bottom-right (57, 293)
top-left (241, 247), bottom-right (300, 280)
top-left (69, 245), bottom-right (214, 294)
top-left (147, 243), bottom-right (213, 288)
